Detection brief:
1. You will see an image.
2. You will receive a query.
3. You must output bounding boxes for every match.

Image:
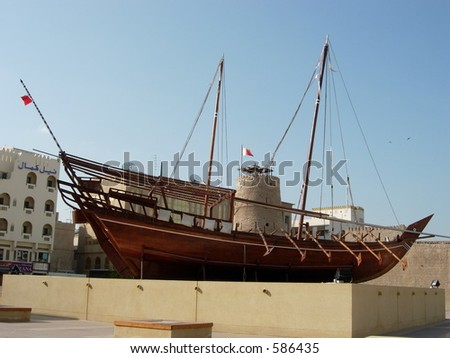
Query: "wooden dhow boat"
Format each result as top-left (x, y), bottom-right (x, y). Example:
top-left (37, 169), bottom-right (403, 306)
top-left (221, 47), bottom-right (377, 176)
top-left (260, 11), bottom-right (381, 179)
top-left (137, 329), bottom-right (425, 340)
top-left (22, 39), bottom-right (433, 282)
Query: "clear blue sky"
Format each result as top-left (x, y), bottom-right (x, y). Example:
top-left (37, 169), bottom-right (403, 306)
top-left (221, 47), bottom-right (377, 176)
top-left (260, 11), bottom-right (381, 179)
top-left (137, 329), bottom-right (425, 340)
top-left (1, 0), bottom-right (449, 237)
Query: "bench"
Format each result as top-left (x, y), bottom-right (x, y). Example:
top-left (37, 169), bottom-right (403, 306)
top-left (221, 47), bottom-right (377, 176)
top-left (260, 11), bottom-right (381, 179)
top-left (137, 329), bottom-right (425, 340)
top-left (113, 319), bottom-right (213, 338)
top-left (0, 305), bottom-right (32, 322)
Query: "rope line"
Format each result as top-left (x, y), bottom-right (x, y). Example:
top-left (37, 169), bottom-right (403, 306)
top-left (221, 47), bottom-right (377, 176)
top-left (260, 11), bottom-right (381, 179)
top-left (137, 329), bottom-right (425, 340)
top-left (266, 68), bottom-right (317, 168)
top-left (171, 61), bottom-right (221, 177)
top-left (329, 44), bottom-right (399, 224)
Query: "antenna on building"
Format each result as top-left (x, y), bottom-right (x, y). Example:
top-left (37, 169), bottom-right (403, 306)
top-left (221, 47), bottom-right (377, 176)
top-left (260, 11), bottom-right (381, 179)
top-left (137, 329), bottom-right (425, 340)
top-left (20, 80), bottom-right (64, 153)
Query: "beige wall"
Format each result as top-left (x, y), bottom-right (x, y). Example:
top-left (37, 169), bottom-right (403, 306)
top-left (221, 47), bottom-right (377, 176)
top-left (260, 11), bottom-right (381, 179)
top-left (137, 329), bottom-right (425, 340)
top-left (75, 224), bottom-right (111, 275)
top-left (351, 284), bottom-right (444, 336)
top-left (51, 220), bottom-right (76, 272)
top-left (0, 275), bottom-right (444, 337)
top-left (368, 241), bottom-right (450, 315)
top-left (0, 147), bottom-right (59, 264)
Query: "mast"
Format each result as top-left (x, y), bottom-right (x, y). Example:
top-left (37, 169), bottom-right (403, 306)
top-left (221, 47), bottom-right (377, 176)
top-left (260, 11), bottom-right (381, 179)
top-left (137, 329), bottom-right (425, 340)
top-left (20, 80), bottom-right (63, 153)
top-left (19, 80), bottom-right (84, 188)
top-left (297, 38), bottom-right (329, 240)
top-left (204, 57), bottom-right (224, 216)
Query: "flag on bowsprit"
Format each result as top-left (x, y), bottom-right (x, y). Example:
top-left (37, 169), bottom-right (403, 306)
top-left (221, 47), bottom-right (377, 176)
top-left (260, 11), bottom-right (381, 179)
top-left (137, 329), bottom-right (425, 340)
top-left (21, 95), bottom-right (33, 106)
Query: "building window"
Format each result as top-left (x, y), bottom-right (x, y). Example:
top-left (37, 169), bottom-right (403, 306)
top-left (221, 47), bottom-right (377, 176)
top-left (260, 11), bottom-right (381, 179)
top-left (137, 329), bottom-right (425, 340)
top-left (24, 197), bottom-right (35, 210)
top-left (0, 248), bottom-right (3, 260)
top-left (47, 175), bottom-right (56, 188)
top-left (26, 172), bottom-right (37, 186)
top-left (0, 171), bottom-right (8, 179)
top-left (42, 225), bottom-right (53, 240)
top-left (104, 258), bottom-right (110, 270)
top-left (44, 200), bottom-right (55, 213)
top-left (85, 257), bottom-right (91, 270)
top-left (94, 257), bottom-right (101, 269)
top-left (37, 252), bottom-right (49, 262)
top-left (16, 250), bottom-right (29, 262)
top-left (0, 193), bottom-right (10, 207)
top-left (0, 218), bottom-right (7, 232)
top-left (22, 221), bottom-right (32, 234)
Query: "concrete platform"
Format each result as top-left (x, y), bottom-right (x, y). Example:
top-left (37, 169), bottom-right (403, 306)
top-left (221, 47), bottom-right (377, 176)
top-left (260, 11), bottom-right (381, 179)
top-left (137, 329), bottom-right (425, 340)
top-left (1, 276), bottom-right (446, 337)
top-left (0, 305), bottom-right (32, 322)
top-left (114, 319), bottom-right (213, 338)
top-left (0, 314), bottom-right (448, 338)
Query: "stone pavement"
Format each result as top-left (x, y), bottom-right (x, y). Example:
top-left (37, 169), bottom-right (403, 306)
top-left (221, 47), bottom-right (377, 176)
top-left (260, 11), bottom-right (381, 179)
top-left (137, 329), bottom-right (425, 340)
top-left (0, 314), bottom-right (113, 338)
top-left (0, 314), bottom-right (449, 338)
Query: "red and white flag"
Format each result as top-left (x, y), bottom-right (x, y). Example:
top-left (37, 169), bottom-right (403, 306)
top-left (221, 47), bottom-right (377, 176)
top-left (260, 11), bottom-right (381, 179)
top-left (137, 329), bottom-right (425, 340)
top-left (21, 95), bottom-right (32, 106)
top-left (242, 147), bottom-right (254, 157)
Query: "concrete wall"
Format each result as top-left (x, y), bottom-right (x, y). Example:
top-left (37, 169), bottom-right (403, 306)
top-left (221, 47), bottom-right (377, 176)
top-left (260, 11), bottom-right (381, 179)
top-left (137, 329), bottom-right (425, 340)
top-left (368, 241), bottom-right (450, 315)
top-left (0, 275), bottom-right (445, 337)
top-left (51, 220), bottom-right (76, 272)
top-left (351, 284), bottom-right (444, 337)
top-left (75, 224), bottom-right (111, 275)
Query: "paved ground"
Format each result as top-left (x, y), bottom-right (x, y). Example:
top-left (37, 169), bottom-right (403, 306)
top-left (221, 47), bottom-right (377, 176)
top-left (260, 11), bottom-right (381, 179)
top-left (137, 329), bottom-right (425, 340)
top-left (0, 314), bottom-right (449, 338)
top-left (376, 319), bottom-right (450, 338)
top-left (0, 315), bottom-right (113, 338)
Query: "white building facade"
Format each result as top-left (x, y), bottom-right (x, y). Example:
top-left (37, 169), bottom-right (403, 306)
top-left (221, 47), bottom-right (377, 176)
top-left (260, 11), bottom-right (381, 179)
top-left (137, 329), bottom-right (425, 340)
top-left (0, 147), bottom-right (59, 273)
top-left (303, 205), bottom-right (365, 240)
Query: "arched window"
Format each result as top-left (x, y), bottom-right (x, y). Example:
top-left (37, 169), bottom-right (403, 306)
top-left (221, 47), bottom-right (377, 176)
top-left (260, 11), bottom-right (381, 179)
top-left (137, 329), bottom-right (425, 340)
top-left (94, 257), bottom-right (101, 269)
top-left (26, 172), bottom-right (37, 186)
top-left (0, 193), bottom-right (10, 207)
top-left (23, 221), bottom-right (32, 236)
top-left (0, 218), bottom-right (8, 232)
top-left (42, 224), bottom-right (53, 240)
top-left (47, 175), bottom-right (56, 188)
top-left (44, 200), bottom-right (55, 213)
top-left (24, 197), bottom-right (35, 211)
top-left (104, 258), bottom-right (110, 270)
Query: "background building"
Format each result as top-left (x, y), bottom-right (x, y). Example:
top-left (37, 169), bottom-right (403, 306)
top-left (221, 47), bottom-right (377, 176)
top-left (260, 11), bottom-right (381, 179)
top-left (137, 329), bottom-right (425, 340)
top-left (51, 220), bottom-right (76, 273)
top-left (0, 147), bottom-right (59, 274)
top-left (291, 205), bottom-right (406, 242)
top-left (74, 224), bottom-right (113, 277)
top-left (298, 205), bottom-right (365, 239)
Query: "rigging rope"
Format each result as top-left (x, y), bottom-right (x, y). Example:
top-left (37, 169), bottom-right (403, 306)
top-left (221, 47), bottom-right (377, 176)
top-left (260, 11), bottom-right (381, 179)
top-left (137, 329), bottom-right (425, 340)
top-left (330, 57), bottom-right (354, 206)
top-left (171, 62), bottom-right (221, 177)
top-left (329, 43), bottom-right (400, 225)
top-left (265, 69), bottom-right (317, 168)
top-left (321, 67), bottom-right (334, 232)
top-left (330, 58), bottom-right (354, 207)
top-left (218, 67), bottom-right (229, 185)
top-left (318, 62), bottom-right (329, 211)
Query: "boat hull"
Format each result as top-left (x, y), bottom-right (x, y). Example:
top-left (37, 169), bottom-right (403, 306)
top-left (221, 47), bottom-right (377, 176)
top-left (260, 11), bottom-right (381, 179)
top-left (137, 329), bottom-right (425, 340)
top-left (57, 154), bottom-right (432, 283)
top-left (79, 207), bottom-right (432, 283)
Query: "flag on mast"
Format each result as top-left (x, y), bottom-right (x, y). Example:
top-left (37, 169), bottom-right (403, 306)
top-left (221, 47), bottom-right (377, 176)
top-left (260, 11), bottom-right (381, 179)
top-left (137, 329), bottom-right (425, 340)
top-left (242, 147), bottom-right (254, 157)
top-left (21, 95), bottom-right (32, 106)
